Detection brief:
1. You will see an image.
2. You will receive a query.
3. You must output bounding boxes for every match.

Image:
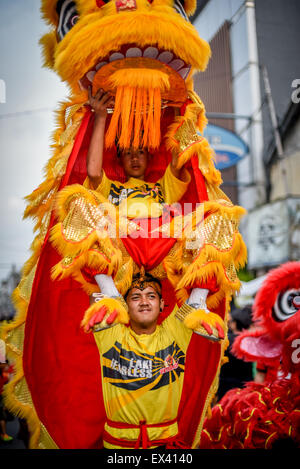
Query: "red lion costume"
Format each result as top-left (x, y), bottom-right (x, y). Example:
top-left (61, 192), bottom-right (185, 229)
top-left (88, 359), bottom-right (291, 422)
top-left (200, 262), bottom-right (300, 449)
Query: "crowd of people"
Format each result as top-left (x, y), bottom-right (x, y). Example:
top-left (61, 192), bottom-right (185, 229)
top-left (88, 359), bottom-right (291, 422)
top-left (0, 341), bottom-right (14, 443)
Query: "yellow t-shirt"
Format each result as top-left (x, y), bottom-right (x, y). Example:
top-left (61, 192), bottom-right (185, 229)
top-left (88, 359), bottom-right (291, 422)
top-left (93, 309), bottom-right (192, 448)
top-left (84, 164), bottom-right (191, 219)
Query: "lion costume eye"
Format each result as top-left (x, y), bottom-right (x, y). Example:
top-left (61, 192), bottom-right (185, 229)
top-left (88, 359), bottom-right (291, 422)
top-left (56, 0), bottom-right (79, 41)
top-left (272, 289), bottom-right (300, 322)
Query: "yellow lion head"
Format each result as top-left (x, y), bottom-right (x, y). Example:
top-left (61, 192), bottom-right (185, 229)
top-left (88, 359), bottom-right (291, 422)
top-left (40, 0), bottom-right (211, 149)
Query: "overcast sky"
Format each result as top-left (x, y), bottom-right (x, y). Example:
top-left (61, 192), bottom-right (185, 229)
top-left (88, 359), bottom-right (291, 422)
top-left (0, 0), bottom-right (67, 280)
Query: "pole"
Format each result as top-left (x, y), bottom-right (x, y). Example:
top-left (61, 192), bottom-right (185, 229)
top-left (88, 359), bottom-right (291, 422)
top-left (261, 65), bottom-right (290, 197)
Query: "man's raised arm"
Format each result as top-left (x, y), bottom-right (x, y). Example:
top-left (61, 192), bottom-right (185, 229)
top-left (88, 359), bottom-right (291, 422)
top-left (86, 86), bottom-right (114, 190)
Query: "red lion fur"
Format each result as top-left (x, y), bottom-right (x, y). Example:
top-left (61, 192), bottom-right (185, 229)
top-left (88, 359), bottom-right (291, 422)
top-left (200, 262), bottom-right (300, 449)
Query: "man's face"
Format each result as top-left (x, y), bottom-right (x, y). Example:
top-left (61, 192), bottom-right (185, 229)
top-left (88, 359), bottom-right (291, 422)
top-left (126, 286), bottom-right (164, 334)
top-left (121, 148), bottom-right (148, 179)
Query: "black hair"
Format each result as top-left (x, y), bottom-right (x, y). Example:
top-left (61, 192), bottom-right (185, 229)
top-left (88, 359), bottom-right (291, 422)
top-left (124, 273), bottom-right (162, 300)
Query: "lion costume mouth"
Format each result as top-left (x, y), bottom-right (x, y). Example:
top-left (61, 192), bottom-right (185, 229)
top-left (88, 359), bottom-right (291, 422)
top-left (78, 42), bottom-right (192, 149)
top-left (79, 43), bottom-right (191, 90)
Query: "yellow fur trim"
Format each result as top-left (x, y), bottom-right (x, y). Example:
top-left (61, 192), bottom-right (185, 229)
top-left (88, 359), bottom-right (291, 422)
top-left (114, 257), bottom-right (134, 297)
top-left (0, 265), bottom-right (42, 449)
top-left (41, 0), bottom-right (103, 26)
top-left (81, 298), bottom-right (129, 330)
top-left (40, 0), bottom-right (59, 26)
top-left (166, 97), bottom-right (208, 135)
top-left (165, 100), bottom-right (221, 185)
top-left (50, 221), bottom-right (98, 257)
top-left (169, 136), bottom-right (221, 184)
top-left (50, 231), bottom-right (122, 279)
top-left (183, 0), bottom-right (197, 16)
top-left (54, 183), bottom-right (116, 222)
top-left (175, 260), bottom-right (243, 308)
top-left (179, 140), bottom-right (222, 186)
top-left (2, 356), bottom-right (41, 448)
top-left (41, 0), bottom-right (197, 25)
top-left (108, 67), bottom-right (170, 91)
top-left (23, 102), bottom-right (87, 235)
top-left (39, 30), bottom-right (57, 69)
top-left (50, 3), bottom-right (210, 90)
top-left (21, 237), bottom-right (43, 277)
top-left (51, 250), bottom-right (107, 281)
top-left (71, 272), bottom-right (100, 296)
top-left (203, 200), bottom-right (246, 217)
top-left (178, 236), bottom-right (247, 288)
top-left (183, 308), bottom-right (224, 330)
top-left (186, 93), bottom-right (208, 134)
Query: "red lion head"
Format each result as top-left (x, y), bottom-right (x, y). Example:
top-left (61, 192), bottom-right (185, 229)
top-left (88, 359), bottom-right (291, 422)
top-left (233, 262), bottom-right (300, 375)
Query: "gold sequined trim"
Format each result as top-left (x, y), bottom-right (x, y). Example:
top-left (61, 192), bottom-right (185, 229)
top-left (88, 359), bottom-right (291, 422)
top-left (5, 324), bottom-right (25, 355)
top-left (38, 424), bottom-right (59, 449)
top-left (184, 212), bottom-right (239, 254)
top-left (174, 119), bottom-right (200, 154)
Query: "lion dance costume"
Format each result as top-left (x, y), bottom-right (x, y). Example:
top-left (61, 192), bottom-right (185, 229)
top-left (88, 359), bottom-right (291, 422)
top-left (200, 262), bottom-right (300, 449)
top-left (1, 0), bottom-right (247, 448)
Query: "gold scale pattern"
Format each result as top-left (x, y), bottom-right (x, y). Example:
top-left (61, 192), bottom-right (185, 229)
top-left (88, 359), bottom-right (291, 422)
top-left (6, 324), bottom-right (25, 355)
top-left (185, 212), bottom-right (239, 254)
top-left (62, 195), bottom-right (102, 242)
top-left (175, 118), bottom-right (200, 154)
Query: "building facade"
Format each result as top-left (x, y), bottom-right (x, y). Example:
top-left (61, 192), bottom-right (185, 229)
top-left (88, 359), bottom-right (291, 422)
top-left (192, 0), bottom-right (300, 272)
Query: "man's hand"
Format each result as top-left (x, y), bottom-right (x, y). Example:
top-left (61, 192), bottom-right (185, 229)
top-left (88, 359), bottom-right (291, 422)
top-left (81, 293), bottom-right (129, 333)
top-left (86, 87), bottom-right (114, 189)
top-left (176, 303), bottom-right (225, 341)
top-left (83, 305), bottom-right (118, 332)
top-left (88, 86), bottom-right (114, 119)
top-left (185, 307), bottom-right (225, 340)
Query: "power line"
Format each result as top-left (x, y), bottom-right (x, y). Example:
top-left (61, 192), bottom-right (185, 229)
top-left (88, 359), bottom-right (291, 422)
top-left (0, 107), bottom-right (53, 120)
top-left (237, 96), bottom-right (268, 136)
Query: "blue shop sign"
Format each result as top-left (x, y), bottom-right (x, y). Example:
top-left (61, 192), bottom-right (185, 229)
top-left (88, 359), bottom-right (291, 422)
top-left (203, 124), bottom-right (249, 170)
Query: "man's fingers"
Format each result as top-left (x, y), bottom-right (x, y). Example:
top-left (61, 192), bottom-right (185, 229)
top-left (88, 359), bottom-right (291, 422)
top-left (99, 93), bottom-right (113, 106)
top-left (88, 85), bottom-right (93, 102)
top-left (102, 95), bottom-right (114, 106)
top-left (107, 96), bottom-right (115, 107)
top-left (94, 88), bottom-right (104, 99)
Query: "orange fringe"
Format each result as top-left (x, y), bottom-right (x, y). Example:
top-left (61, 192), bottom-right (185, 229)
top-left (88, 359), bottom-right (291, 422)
top-left (105, 68), bottom-right (170, 150)
top-left (105, 85), bottom-right (163, 150)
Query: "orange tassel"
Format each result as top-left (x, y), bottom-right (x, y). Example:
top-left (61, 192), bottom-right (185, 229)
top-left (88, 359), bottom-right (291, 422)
top-left (153, 88), bottom-right (162, 147)
top-left (133, 88), bottom-right (142, 149)
top-left (142, 88), bottom-right (148, 147)
top-left (143, 87), bottom-right (153, 147)
top-left (118, 86), bottom-right (135, 148)
top-left (105, 86), bottom-right (124, 148)
top-left (105, 68), bottom-right (169, 150)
